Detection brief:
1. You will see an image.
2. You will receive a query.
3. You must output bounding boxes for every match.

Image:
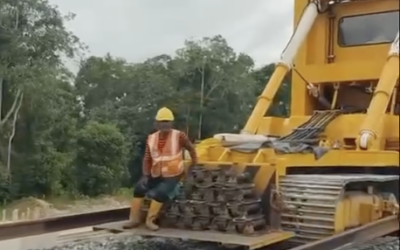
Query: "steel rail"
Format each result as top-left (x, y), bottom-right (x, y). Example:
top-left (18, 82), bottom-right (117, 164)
top-left (289, 215), bottom-right (399, 250)
top-left (0, 207), bottom-right (130, 241)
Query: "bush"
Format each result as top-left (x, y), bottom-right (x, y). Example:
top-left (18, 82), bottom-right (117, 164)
top-left (75, 121), bottom-right (130, 196)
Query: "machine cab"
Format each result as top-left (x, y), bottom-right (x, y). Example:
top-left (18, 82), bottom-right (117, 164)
top-left (292, 0), bottom-right (399, 116)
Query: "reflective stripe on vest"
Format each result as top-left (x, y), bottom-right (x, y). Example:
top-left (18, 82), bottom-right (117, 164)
top-left (148, 129), bottom-right (184, 177)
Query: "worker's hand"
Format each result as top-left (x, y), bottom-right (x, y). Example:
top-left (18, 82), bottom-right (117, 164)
top-left (139, 175), bottom-right (149, 187)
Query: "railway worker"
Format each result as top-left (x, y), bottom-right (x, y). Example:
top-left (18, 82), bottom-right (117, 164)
top-left (123, 107), bottom-right (198, 231)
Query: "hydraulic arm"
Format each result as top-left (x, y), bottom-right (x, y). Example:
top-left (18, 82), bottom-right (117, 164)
top-left (358, 32), bottom-right (399, 150)
top-left (242, 1), bottom-right (319, 134)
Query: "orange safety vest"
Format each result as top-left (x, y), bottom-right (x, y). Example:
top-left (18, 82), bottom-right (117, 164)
top-left (147, 129), bottom-right (184, 178)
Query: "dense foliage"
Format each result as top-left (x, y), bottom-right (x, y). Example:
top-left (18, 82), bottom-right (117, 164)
top-left (0, 0), bottom-right (290, 202)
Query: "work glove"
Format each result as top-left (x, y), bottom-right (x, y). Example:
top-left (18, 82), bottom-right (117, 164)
top-left (138, 175), bottom-right (149, 187)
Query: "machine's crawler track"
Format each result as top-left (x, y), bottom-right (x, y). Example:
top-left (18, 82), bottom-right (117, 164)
top-left (279, 174), bottom-right (398, 245)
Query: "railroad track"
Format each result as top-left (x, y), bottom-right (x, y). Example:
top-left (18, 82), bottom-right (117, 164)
top-left (338, 237), bottom-right (399, 250)
top-left (289, 216), bottom-right (399, 250)
top-left (0, 207), bottom-right (130, 241)
top-left (0, 207), bottom-right (397, 250)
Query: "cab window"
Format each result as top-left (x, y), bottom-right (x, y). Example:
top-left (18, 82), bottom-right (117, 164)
top-left (338, 11), bottom-right (399, 46)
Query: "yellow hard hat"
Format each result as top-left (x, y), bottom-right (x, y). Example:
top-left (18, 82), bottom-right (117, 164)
top-left (155, 107), bottom-right (174, 121)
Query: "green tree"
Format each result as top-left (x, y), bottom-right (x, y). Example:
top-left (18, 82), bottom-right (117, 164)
top-left (11, 76), bottom-right (80, 198)
top-left (75, 54), bottom-right (128, 113)
top-left (170, 35), bottom-right (257, 138)
top-left (75, 121), bottom-right (129, 196)
top-left (0, 0), bottom-right (284, 201)
top-left (0, 0), bottom-right (83, 199)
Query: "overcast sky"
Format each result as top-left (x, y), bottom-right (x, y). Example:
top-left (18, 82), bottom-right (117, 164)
top-left (49, 0), bottom-right (293, 71)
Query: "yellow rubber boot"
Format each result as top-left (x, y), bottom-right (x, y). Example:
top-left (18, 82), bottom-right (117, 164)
top-left (145, 200), bottom-right (163, 231)
top-left (122, 198), bottom-right (143, 229)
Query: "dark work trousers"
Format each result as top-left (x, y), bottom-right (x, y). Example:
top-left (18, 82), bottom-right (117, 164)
top-left (133, 175), bottom-right (181, 203)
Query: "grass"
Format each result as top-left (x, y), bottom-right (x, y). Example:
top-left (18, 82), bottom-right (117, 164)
top-left (1, 188), bottom-right (134, 213)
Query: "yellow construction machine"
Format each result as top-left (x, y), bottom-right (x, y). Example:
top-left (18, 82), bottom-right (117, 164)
top-left (95, 0), bottom-right (399, 249)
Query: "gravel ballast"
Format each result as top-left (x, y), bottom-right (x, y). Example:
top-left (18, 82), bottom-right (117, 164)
top-left (34, 235), bottom-right (229, 250)
top-left (25, 233), bottom-right (400, 250)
